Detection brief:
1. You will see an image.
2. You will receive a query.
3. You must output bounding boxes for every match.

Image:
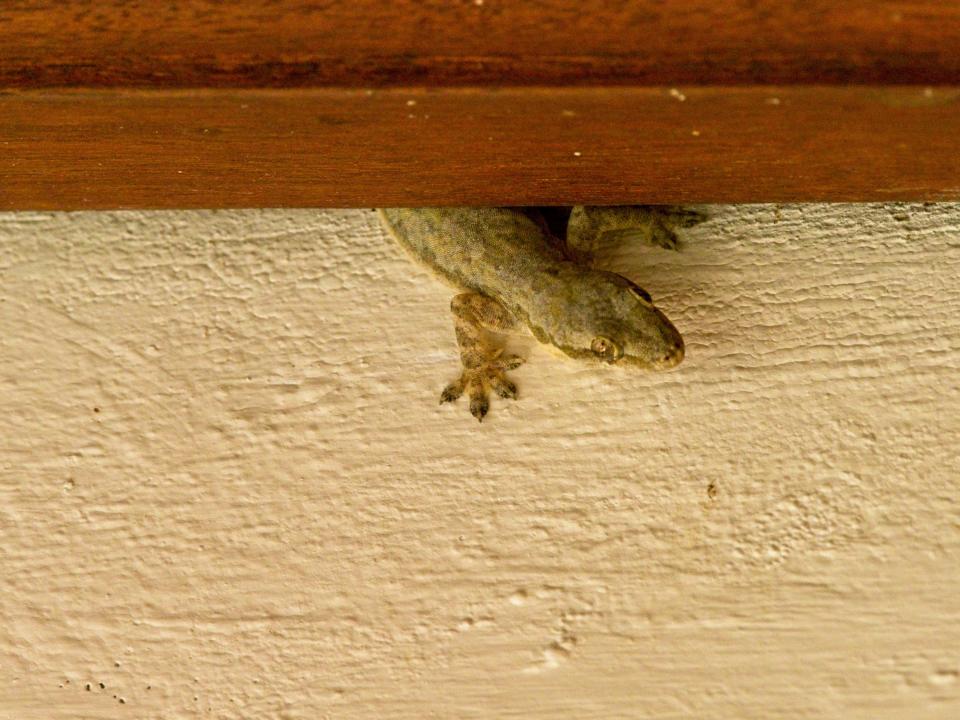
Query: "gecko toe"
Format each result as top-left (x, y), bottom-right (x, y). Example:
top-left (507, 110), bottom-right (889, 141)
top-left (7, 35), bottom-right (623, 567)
top-left (488, 371), bottom-right (518, 400)
top-left (469, 387), bottom-right (490, 422)
top-left (666, 206), bottom-right (708, 228)
top-left (650, 221), bottom-right (681, 250)
top-left (440, 377), bottom-right (465, 404)
top-left (495, 354), bottom-right (526, 371)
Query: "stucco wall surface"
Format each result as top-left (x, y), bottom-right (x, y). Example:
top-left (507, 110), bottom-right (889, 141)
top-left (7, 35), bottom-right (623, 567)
top-left (1, 205), bottom-right (959, 719)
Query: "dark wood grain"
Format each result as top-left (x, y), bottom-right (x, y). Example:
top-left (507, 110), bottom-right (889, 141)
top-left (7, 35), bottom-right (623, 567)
top-left (2, 1), bottom-right (960, 87)
top-left (4, 86), bottom-right (959, 209)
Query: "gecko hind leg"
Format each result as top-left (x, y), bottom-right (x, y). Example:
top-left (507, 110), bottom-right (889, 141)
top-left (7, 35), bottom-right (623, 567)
top-left (440, 293), bottom-right (524, 422)
top-left (566, 205), bottom-right (706, 263)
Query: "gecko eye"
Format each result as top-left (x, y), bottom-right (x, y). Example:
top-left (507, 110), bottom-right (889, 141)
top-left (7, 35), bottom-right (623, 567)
top-left (591, 336), bottom-right (622, 362)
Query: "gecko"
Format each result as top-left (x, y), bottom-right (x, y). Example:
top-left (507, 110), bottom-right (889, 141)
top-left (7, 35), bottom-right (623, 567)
top-left (379, 206), bottom-right (703, 421)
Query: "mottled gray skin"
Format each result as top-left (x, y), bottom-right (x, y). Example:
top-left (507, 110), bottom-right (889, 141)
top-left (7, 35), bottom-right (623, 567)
top-left (379, 206), bottom-right (701, 420)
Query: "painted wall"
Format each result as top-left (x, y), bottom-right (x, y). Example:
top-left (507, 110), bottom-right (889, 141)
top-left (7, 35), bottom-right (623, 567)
top-left (1, 205), bottom-right (958, 718)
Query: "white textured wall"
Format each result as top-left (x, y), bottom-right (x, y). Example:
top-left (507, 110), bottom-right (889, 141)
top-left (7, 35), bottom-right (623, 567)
top-left (1, 205), bottom-right (958, 719)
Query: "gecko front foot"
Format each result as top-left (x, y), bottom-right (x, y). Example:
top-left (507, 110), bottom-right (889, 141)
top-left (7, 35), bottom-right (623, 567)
top-left (440, 352), bottom-right (525, 422)
top-left (647, 206), bottom-right (707, 249)
top-left (566, 205), bottom-right (707, 257)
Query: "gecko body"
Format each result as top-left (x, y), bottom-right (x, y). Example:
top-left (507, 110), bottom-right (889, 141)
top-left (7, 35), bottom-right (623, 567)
top-left (379, 206), bottom-right (701, 420)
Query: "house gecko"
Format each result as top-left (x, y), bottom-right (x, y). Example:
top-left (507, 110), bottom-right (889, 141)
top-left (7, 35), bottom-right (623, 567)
top-left (379, 206), bottom-right (702, 421)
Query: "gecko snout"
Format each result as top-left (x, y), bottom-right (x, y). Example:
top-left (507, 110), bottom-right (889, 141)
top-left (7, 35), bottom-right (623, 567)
top-left (659, 336), bottom-right (685, 368)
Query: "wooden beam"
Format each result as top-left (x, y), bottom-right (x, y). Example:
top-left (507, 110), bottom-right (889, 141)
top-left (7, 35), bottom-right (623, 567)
top-left (3, 87), bottom-right (959, 209)
top-left (3, 3), bottom-right (960, 208)
top-left (2, 1), bottom-right (959, 87)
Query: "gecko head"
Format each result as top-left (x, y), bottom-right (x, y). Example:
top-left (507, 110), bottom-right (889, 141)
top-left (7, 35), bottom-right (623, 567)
top-left (541, 270), bottom-right (684, 370)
